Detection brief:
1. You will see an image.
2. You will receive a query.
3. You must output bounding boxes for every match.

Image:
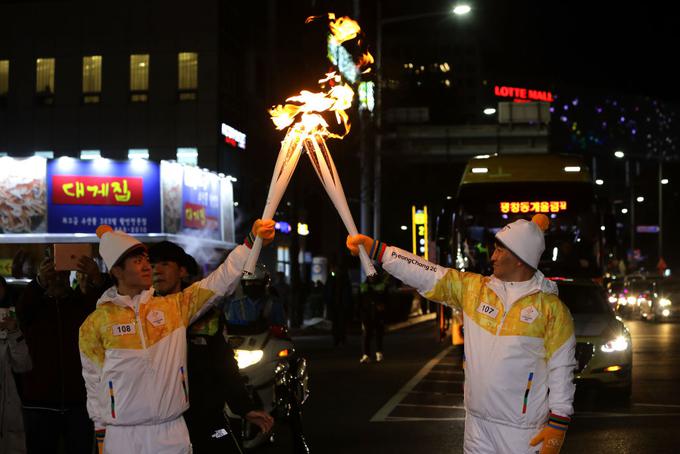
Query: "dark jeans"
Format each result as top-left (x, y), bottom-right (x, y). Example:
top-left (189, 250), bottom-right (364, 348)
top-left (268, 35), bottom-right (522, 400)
top-left (23, 405), bottom-right (93, 454)
top-left (362, 315), bottom-right (385, 356)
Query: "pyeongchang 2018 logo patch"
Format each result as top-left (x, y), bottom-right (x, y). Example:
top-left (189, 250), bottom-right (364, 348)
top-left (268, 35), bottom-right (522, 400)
top-left (391, 251), bottom-right (438, 272)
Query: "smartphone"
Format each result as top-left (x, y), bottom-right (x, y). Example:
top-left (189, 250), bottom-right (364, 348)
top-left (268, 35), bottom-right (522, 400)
top-left (53, 244), bottom-right (91, 271)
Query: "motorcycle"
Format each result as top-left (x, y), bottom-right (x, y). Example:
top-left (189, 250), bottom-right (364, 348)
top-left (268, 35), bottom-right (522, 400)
top-left (224, 322), bottom-right (310, 453)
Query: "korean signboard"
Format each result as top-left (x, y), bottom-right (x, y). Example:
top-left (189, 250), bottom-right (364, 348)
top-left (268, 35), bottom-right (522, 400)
top-left (47, 158), bottom-right (161, 234)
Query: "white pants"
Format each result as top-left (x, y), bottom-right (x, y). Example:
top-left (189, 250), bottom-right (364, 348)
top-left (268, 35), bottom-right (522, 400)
top-left (464, 413), bottom-right (542, 454)
top-left (104, 417), bottom-right (192, 454)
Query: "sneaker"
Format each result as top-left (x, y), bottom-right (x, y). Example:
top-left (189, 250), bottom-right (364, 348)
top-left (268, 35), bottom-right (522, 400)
top-left (360, 354), bottom-right (371, 363)
top-left (376, 352), bottom-right (384, 362)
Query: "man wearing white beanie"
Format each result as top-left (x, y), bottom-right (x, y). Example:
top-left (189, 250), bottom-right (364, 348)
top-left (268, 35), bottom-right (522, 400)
top-left (347, 214), bottom-right (576, 454)
top-left (79, 219), bottom-right (275, 454)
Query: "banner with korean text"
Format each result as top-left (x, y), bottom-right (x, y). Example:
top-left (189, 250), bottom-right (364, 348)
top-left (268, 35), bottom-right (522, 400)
top-left (47, 158), bottom-right (161, 234)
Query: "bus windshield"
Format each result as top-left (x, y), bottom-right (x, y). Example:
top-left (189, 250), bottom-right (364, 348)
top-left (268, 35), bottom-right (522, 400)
top-left (452, 181), bottom-right (602, 278)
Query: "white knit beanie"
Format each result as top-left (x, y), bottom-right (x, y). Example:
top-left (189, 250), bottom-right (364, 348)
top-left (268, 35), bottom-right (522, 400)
top-left (495, 214), bottom-right (550, 269)
top-left (96, 225), bottom-right (145, 270)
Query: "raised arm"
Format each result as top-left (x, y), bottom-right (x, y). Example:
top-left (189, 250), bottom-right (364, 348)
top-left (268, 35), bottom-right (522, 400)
top-left (347, 234), bottom-right (475, 310)
top-left (180, 220), bottom-right (276, 325)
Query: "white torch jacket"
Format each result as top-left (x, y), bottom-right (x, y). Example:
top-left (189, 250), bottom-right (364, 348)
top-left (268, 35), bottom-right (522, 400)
top-left (382, 246), bottom-right (576, 429)
top-left (79, 245), bottom-right (249, 429)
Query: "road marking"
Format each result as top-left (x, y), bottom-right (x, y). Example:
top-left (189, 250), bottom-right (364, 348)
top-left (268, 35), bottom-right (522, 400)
top-left (398, 403), bottom-right (466, 410)
top-left (420, 379), bottom-right (464, 384)
top-left (371, 346), bottom-right (454, 422)
top-left (577, 412), bottom-right (680, 418)
top-left (385, 416), bottom-right (466, 422)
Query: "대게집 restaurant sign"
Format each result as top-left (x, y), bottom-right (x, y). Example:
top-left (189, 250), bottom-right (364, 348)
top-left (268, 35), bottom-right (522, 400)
top-left (47, 158), bottom-right (161, 234)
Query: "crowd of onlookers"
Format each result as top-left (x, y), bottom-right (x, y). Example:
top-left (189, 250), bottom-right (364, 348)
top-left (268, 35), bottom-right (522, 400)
top-left (1, 252), bottom-right (107, 454)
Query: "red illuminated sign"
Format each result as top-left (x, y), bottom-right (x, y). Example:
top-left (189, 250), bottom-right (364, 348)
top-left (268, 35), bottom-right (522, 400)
top-left (183, 202), bottom-right (218, 230)
top-left (494, 85), bottom-right (554, 103)
top-left (500, 201), bottom-right (567, 214)
top-left (52, 175), bottom-right (143, 206)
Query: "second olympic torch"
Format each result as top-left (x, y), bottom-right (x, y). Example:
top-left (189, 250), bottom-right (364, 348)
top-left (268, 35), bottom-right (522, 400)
top-left (303, 131), bottom-right (376, 277)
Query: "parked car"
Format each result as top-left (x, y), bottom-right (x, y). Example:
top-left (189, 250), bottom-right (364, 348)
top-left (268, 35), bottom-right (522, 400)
top-left (640, 278), bottom-right (680, 322)
top-left (554, 279), bottom-right (633, 399)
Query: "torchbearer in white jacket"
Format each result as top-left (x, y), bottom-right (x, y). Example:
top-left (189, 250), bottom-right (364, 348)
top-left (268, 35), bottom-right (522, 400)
top-left (79, 220), bottom-right (275, 454)
top-left (347, 214), bottom-right (576, 454)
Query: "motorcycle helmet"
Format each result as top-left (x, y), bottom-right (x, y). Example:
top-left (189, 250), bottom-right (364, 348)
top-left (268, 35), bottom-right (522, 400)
top-left (241, 263), bottom-right (271, 300)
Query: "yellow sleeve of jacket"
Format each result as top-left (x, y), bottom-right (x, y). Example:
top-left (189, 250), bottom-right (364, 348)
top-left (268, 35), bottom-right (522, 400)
top-left (544, 296), bottom-right (577, 417)
top-left (79, 312), bottom-right (107, 430)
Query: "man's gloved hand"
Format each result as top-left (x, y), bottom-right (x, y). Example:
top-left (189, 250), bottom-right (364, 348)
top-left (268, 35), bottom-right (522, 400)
top-left (245, 410), bottom-right (274, 433)
top-left (245, 219), bottom-right (276, 248)
top-left (346, 234), bottom-right (387, 262)
top-left (529, 413), bottom-right (570, 454)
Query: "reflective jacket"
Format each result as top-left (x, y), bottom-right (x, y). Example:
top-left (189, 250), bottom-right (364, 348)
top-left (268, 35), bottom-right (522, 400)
top-left (382, 246), bottom-right (576, 429)
top-left (79, 245), bottom-right (248, 429)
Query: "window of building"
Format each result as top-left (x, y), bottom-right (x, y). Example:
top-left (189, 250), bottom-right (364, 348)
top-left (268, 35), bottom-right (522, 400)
top-left (0, 60), bottom-right (8, 96)
top-left (36, 58), bottom-right (55, 105)
top-left (130, 54), bottom-right (149, 102)
top-left (34, 151), bottom-right (54, 159)
top-left (277, 246), bottom-right (291, 279)
top-left (80, 150), bottom-right (101, 160)
top-left (177, 147), bottom-right (198, 166)
top-left (177, 52), bottom-right (198, 100)
top-left (82, 56), bottom-right (102, 103)
top-left (128, 148), bottom-right (149, 160)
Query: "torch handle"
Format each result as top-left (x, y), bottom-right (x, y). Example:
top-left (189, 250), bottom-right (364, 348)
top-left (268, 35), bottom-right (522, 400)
top-left (243, 126), bottom-right (305, 275)
top-left (243, 236), bottom-right (264, 275)
top-left (357, 244), bottom-right (377, 277)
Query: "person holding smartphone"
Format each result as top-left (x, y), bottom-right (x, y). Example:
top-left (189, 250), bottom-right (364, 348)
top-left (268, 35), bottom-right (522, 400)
top-left (15, 247), bottom-right (107, 454)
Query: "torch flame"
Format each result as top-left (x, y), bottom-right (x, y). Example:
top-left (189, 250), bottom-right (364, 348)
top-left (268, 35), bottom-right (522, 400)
top-left (357, 51), bottom-right (374, 74)
top-left (269, 72), bottom-right (354, 138)
top-left (328, 13), bottom-right (361, 45)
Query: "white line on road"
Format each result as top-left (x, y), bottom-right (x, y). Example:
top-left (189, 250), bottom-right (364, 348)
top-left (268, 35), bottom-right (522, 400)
top-left (385, 416), bottom-right (466, 422)
top-left (398, 403), bottom-right (466, 410)
top-left (576, 412), bottom-right (680, 418)
top-left (420, 379), bottom-right (464, 384)
top-left (370, 346), bottom-right (454, 422)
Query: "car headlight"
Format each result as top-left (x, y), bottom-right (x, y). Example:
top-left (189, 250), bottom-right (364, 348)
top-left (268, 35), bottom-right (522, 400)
top-left (618, 297), bottom-right (627, 306)
top-left (627, 296), bottom-right (636, 305)
top-left (608, 296), bottom-right (618, 304)
top-left (659, 298), bottom-right (672, 307)
top-left (234, 349), bottom-right (264, 369)
top-left (662, 309), bottom-right (671, 317)
top-left (601, 336), bottom-right (630, 353)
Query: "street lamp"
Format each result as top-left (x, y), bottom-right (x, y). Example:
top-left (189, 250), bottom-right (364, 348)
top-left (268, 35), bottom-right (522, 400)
top-left (373, 4), bottom-right (471, 238)
top-left (614, 150), bottom-right (625, 158)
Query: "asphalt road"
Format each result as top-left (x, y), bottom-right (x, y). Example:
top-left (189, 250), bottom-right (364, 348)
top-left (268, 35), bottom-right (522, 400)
top-left (255, 319), bottom-right (680, 454)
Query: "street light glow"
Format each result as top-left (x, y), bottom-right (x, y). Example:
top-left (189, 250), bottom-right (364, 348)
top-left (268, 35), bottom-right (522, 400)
top-left (563, 166), bottom-right (581, 172)
top-left (452, 4), bottom-right (472, 15)
top-left (401, 225), bottom-right (408, 231)
top-left (595, 179), bottom-right (604, 185)
top-left (471, 167), bottom-right (488, 174)
top-left (614, 150), bottom-right (625, 158)
top-left (637, 196), bottom-right (645, 203)
top-left (662, 178), bottom-right (669, 185)
top-left (621, 208), bottom-right (628, 214)
top-left (483, 107), bottom-right (496, 115)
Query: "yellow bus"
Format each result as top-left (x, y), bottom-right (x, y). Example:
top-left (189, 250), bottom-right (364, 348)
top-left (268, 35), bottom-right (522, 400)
top-left (437, 153), bottom-right (606, 279)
